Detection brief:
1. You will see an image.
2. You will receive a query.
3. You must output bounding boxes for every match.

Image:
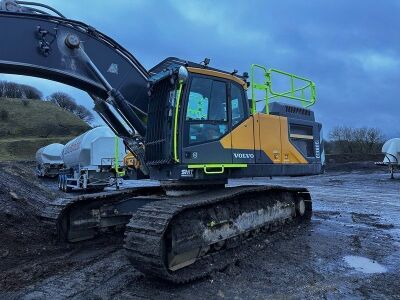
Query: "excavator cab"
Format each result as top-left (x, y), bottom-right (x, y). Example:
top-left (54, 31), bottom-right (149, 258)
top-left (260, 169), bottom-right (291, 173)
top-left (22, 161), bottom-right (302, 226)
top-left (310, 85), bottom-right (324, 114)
top-left (145, 58), bottom-right (324, 183)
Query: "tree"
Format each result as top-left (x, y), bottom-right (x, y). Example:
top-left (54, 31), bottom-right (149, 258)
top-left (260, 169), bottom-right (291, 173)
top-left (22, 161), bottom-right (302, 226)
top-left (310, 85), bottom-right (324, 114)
top-left (75, 104), bottom-right (94, 123)
top-left (2, 81), bottom-right (22, 98)
top-left (329, 126), bottom-right (384, 154)
top-left (21, 84), bottom-right (43, 99)
top-left (0, 81), bottom-right (43, 99)
top-left (329, 126), bottom-right (354, 153)
top-left (47, 92), bottom-right (94, 123)
top-left (365, 127), bottom-right (385, 152)
top-left (0, 81), bottom-right (5, 97)
top-left (48, 92), bottom-right (78, 112)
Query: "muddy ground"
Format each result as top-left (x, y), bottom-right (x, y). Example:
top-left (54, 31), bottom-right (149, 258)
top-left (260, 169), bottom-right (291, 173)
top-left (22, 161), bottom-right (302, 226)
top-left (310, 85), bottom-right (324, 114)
top-left (0, 161), bottom-right (399, 299)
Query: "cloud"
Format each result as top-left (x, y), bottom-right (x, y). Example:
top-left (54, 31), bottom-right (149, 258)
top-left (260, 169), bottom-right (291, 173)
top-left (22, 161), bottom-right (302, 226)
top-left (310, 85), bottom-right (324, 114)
top-left (170, 0), bottom-right (271, 45)
top-left (354, 52), bottom-right (400, 71)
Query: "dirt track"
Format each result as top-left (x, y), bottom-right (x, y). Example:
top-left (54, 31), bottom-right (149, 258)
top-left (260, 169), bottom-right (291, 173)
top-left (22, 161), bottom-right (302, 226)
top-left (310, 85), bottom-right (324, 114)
top-left (0, 162), bottom-right (399, 299)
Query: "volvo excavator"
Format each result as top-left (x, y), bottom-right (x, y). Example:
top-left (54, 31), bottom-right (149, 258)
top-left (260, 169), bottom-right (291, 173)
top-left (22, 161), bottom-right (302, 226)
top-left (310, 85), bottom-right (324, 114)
top-left (0, 1), bottom-right (324, 282)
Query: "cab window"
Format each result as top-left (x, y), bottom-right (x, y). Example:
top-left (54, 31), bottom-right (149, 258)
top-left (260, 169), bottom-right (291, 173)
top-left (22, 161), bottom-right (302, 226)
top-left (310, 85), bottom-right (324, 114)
top-left (231, 84), bottom-right (245, 127)
top-left (186, 78), bottom-right (227, 121)
top-left (185, 77), bottom-right (228, 145)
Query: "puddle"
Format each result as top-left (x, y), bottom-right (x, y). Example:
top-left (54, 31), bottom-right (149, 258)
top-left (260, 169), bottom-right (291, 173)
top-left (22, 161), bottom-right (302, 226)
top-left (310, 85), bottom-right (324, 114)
top-left (344, 255), bottom-right (387, 274)
top-left (351, 213), bottom-right (394, 229)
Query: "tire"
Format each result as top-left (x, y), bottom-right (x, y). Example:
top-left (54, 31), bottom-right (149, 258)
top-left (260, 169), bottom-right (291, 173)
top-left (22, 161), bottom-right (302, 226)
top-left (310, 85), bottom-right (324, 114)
top-left (63, 175), bottom-right (68, 192)
top-left (296, 197), bottom-right (312, 221)
top-left (296, 198), bottom-right (306, 217)
top-left (58, 175), bottom-right (62, 190)
top-left (61, 175), bottom-right (64, 190)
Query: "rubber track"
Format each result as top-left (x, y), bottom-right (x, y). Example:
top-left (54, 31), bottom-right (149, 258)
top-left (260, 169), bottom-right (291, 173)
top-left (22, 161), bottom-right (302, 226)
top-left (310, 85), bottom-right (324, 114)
top-left (33, 187), bottom-right (163, 241)
top-left (124, 185), bottom-right (311, 283)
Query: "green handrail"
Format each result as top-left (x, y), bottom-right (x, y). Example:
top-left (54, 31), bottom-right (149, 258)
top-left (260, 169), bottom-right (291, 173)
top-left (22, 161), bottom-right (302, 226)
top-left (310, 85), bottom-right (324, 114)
top-left (250, 64), bottom-right (316, 114)
top-left (114, 135), bottom-right (125, 177)
top-left (173, 80), bottom-right (184, 162)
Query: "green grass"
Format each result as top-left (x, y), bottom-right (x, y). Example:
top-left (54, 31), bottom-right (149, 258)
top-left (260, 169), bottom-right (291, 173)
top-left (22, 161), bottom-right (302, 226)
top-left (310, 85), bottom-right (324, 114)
top-left (0, 98), bottom-right (91, 161)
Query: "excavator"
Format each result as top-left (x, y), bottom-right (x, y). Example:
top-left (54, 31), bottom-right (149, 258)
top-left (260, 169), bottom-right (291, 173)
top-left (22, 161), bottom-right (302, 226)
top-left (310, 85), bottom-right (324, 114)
top-left (0, 1), bottom-right (324, 282)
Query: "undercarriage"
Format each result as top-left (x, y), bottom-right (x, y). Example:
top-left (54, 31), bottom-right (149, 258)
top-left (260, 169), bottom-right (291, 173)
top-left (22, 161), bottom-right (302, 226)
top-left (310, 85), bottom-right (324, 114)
top-left (54, 185), bottom-right (311, 282)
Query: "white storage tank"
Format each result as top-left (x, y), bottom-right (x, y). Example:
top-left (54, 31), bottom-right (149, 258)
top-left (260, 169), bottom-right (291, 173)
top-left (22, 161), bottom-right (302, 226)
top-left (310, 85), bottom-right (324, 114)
top-left (36, 143), bottom-right (64, 165)
top-left (382, 138), bottom-right (400, 165)
top-left (36, 143), bottom-right (64, 177)
top-left (62, 126), bottom-right (125, 169)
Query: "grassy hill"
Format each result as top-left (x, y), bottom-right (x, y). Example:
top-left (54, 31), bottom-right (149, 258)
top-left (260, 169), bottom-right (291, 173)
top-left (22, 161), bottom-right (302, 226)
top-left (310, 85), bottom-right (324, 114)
top-left (0, 98), bottom-right (91, 161)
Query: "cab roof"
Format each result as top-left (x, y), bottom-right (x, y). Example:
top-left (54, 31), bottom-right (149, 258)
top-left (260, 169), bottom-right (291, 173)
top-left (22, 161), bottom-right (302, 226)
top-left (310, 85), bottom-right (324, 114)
top-left (149, 57), bottom-right (248, 85)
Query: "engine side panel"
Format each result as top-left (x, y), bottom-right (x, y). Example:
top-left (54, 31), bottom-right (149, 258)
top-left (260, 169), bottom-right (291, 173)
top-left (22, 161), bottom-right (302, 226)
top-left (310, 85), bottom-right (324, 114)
top-left (220, 112), bottom-right (316, 165)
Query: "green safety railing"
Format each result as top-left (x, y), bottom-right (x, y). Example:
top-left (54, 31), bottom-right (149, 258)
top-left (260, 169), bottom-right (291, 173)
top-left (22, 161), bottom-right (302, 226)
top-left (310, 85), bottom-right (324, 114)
top-left (173, 79), bottom-right (184, 163)
top-left (250, 64), bottom-right (316, 114)
top-left (188, 164), bottom-right (247, 174)
top-left (114, 135), bottom-right (125, 177)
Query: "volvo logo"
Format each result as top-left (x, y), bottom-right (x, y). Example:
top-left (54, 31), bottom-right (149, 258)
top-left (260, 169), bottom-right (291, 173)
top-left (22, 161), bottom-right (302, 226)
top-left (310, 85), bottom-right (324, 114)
top-left (107, 63), bottom-right (119, 74)
top-left (233, 153), bottom-right (254, 159)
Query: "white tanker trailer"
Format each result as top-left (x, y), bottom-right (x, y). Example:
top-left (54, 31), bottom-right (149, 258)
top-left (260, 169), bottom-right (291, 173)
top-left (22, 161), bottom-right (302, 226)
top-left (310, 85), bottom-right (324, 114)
top-left (35, 143), bottom-right (64, 177)
top-left (378, 138), bottom-right (400, 179)
top-left (58, 126), bottom-right (126, 192)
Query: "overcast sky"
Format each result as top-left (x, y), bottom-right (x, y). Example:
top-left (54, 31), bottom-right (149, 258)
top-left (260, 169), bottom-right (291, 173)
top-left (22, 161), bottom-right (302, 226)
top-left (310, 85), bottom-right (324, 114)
top-left (1, 0), bottom-right (400, 138)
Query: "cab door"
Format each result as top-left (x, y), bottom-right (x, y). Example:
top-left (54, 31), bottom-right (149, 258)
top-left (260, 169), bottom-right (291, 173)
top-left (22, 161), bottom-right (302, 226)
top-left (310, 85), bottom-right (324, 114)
top-left (229, 83), bottom-right (255, 164)
top-left (181, 75), bottom-right (232, 164)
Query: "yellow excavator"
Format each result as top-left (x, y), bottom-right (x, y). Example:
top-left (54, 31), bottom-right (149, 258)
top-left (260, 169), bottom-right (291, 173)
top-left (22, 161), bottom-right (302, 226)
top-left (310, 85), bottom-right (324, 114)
top-left (0, 1), bottom-right (324, 282)
top-left (124, 151), bottom-right (140, 171)
top-left (124, 151), bottom-right (146, 179)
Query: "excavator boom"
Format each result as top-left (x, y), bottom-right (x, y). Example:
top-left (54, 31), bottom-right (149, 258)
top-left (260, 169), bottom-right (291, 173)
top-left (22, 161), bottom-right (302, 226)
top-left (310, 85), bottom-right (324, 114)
top-left (1, 4), bottom-right (149, 136)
